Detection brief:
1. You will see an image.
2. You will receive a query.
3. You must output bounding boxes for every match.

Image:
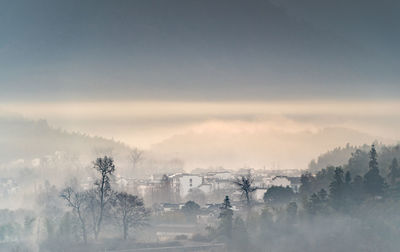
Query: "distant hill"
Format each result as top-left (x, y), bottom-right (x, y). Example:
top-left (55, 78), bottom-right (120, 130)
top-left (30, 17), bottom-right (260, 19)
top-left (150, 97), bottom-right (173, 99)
top-left (150, 123), bottom-right (391, 170)
top-left (308, 143), bottom-right (400, 177)
top-left (0, 115), bottom-right (132, 165)
top-left (308, 144), bottom-right (371, 173)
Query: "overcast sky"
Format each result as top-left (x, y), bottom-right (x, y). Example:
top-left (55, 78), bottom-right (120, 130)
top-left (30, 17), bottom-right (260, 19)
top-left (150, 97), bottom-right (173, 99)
top-left (1, 0), bottom-right (399, 102)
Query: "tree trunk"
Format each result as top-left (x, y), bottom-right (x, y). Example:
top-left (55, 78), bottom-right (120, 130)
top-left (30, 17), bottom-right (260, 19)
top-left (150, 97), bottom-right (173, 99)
top-left (123, 224), bottom-right (128, 240)
top-left (78, 210), bottom-right (87, 244)
top-left (96, 175), bottom-right (106, 240)
top-left (82, 225), bottom-right (87, 244)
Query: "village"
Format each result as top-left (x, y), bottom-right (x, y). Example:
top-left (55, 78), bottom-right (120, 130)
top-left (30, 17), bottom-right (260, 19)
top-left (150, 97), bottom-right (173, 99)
top-left (102, 169), bottom-right (302, 242)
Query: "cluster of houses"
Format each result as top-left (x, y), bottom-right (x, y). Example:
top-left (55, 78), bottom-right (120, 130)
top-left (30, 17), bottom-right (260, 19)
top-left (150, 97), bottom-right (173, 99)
top-left (115, 170), bottom-right (302, 241)
top-left (112, 169), bottom-right (301, 208)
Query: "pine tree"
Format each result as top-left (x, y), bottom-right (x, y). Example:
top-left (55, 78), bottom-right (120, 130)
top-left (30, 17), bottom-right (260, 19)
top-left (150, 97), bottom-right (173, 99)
top-left (300, 172), bottom-right (314, 196)
top-left (351, 175), bottom-right (365, 203)
top-left (364, 145), bottom-right (384, 197)
top-left (345, 171), bottom-right (352, 184)
top-left (388, 158), bottom-right (399, 186)
top-left (218, 196), bottom-right (233, 239)
top-left (329, 167), bottom-right (345, 209)
top-left (307, 193), bottom-right (322, 215)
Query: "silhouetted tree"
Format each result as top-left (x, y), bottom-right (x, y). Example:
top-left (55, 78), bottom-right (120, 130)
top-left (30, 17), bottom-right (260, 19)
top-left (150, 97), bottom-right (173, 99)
top-left (345, 171), bottom-right (352, 184)
top-left (317, 188), bottom-right (328, 203)
top-left (233, 172), bottom-right (257, 208)
top-left (300, 172), bottom-right (314, 196)
top-left (93, 156), bottom-right (115, 239)
top-left (263, 186), bottom-right (294, 205)
top-left (351, 175), bottom-right (365, 203)
top-left (388, 158), bottom-right (400, 186)
top-left (347, 149), bottom-right (369, 176)
top-left (111, 192), bottom-right (149, 240)
top-left (218, 196), bottom-right (233, 239)
top-left (364, 145), bottom-right (384, 196)
top-left (306, 193), bottom-right (322, 215)
top-left (60, 187), bottom-right (88, 243)
top-left (329, 167), bottom-right (345, 209)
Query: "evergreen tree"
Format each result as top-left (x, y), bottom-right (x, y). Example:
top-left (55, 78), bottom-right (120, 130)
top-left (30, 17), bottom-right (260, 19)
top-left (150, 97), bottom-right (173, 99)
top-left (364, 145), bottom-right (385, 196)
top-left (222, 195), bottom-right (232, 209)
top-left (351, 175), bottom-right (365, 203)
top-left (218, 196), bottom-right (233, 239)
top-left (317, 188), bottom-right (328, 203)
top-left (388, 158), bottom-right (400, 186)
top-left (347, 149), bottom-right (370, 176)
top-left (307, 193), bottom-right (322, 215)
top-left (345, 171), bottom-right (352, 184)
top-left (329, 167), bottom-right (345, 209)
top-left (300, 172), bottom-right (314, 196)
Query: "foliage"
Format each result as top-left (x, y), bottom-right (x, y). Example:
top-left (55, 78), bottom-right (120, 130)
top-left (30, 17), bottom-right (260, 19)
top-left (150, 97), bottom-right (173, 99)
top-left (111, 192), bottom-right (150, 240)
top-left (181, 201), bottom-right (200, 216)
top-left (92, 156), bottom-right (116, 239)
top-left (233, 172), bottom-right (257, 208)
top-left (218, 196), bottom-right (233, 239)
top-left (263, 186), bottom-right (294, 205)
top-left (363, 145), bottom-right (384, 196)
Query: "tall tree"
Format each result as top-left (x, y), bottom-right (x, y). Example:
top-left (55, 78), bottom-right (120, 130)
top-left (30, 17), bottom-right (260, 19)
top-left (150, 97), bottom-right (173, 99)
top-left (233, 172), bottom-right (257, 208)
top-left (345, 171), bottom-right (352, 185)
top-left (93, 156), bottom-right (115, 239)
top-left (218, 196), bottom-right (233, 239)
top-left (111, 192), bottom-right (149, 240)
top-left (329, 167), bottom-right (345, 209)
top-left (347, 149), bottom-right (369, 176)
top-left (351, 175), bottom-right (365, 203)
top-left (388, 158), bottom-right (400, 186)
top-left (60, 187), bottom-right (88, 244)
top-left (299, 172), bottom-right (314, 196)
top-left (364, 145), bottom-right (384, 196)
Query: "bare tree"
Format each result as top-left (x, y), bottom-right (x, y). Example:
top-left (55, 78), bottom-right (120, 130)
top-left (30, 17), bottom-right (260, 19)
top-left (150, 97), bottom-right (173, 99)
top-left (111, 192), bottom-right (150, 240)
top-left (129, 148), bottom-right (144, 172)
top-left (93, 156), bottom-right (115, 240)
top-left (60, 187), bottom-right (88, 244)
top-left (233, 172), bottom-right (257, 208)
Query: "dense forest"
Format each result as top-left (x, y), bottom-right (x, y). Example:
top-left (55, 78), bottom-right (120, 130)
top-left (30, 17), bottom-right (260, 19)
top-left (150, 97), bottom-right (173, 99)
top-left (216, 144), bottom-right (400, 251)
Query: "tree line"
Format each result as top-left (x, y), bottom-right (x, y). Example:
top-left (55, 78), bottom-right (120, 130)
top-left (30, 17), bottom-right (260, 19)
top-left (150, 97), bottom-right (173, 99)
top-left (208, 144), bottom-right (400, 251)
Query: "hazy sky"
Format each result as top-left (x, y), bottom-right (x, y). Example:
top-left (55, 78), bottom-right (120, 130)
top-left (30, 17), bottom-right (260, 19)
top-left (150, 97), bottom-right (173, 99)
top-left (1, 0), bottom-right (399, 101)
top-left (1, 0), bottom-right (400, 169)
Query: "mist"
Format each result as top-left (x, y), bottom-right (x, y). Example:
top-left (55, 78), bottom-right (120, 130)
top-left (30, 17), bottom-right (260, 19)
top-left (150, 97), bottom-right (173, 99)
top-left (1, 0), bottom-right (400, 251)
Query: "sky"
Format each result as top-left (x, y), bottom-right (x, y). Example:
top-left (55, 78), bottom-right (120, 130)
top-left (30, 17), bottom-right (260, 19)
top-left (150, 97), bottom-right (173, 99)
top-left (1, 0), bottom-right (400, 101)
top-left (1, 0), bottom-right (399, 169)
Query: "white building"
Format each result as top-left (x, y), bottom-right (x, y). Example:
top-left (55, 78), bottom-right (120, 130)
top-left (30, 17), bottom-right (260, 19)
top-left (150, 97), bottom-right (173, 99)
top-left (171, 174), bottom-right (203, 198)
